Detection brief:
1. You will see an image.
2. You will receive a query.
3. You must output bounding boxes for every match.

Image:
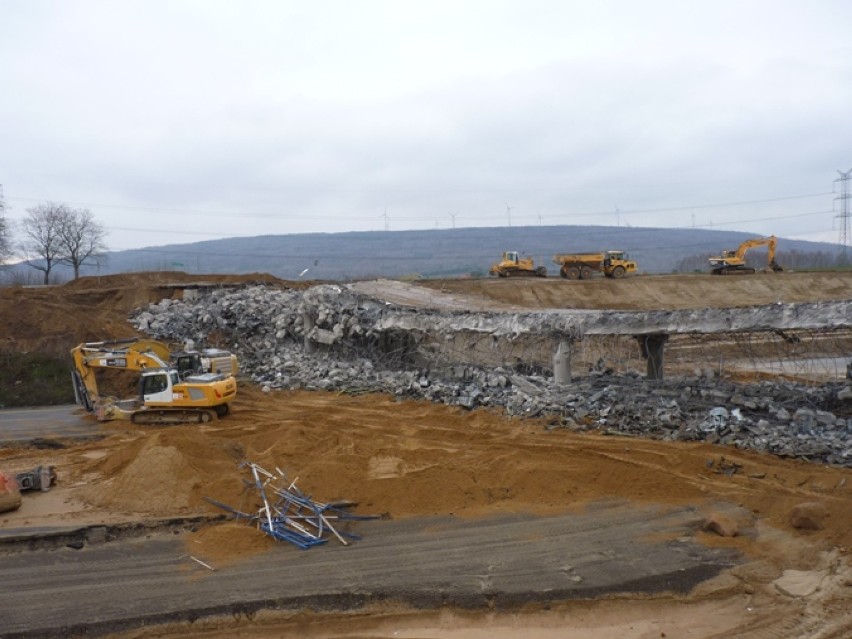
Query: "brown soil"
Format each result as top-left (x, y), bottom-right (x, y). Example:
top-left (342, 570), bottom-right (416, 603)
top-left (0, 271), bottom-right (302, 354)
top-left (1, 271), bottom-right (851, 638)
top-left (420, 271), bottom-right (852, 310)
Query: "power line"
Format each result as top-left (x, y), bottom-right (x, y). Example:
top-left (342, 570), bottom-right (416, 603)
top-left (836, 168), bottom-right (852, 260)
top-left (4, 190), bottom-right (834, 222)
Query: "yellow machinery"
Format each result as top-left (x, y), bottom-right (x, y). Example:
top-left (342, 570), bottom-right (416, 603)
top-left (709, 236), bottom-right (783, 275)
top-left (552, 250), bottom-right (638, 280)
top-left (489, 251), bottom-right (548, 277)
top-left (71, 339), bottom-right (237, 424)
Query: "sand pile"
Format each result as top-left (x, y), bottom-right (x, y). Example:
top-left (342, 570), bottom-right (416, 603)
top-left (185, 522), bottom-right (276, 567)
top-left (80, 429), bottom-right (241, 516)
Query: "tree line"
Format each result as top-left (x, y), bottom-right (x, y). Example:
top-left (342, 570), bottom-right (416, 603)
top-left (0, 197), bottom-right (107, 284)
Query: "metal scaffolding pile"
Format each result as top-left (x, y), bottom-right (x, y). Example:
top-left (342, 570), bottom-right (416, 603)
top-left (205, 461), bottom-right (379, 550)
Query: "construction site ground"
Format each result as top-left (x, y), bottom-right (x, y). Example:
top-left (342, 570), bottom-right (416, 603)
top-left (1, 271), bottom-right (851, 638)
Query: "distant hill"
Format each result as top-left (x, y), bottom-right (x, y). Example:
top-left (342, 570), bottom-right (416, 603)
top-left (3, 225), bottom-right (846, 284)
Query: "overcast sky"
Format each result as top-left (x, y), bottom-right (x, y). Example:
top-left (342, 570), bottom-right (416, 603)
top-left (1, 0), bottom-right (851, 252)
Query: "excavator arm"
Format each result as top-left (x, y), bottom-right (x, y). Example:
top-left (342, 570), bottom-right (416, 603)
top-left (71, 341), bottom-right (171, 413)
top-left (710, 236), bottom-right (782, 274)
top-left (734, 236), bottom-right (776, 260)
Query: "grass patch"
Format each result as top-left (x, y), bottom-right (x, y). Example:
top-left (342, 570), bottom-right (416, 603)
top-left (0, 351), bottom-right (75, 407)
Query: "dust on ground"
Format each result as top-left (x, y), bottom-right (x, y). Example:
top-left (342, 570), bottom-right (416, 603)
top-left (1, 270), bottom-right (852, 638)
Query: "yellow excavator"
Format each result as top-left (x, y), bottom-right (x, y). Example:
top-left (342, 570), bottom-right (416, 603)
top-left (709, 236), bottom-right (783, 275)
top-left (71, 339), bottom-right (237, 424)
top-left (489, 251), bottom-right (548, 277)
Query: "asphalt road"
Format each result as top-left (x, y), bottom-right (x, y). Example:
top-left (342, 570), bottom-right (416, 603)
top-left (0, 502), bottom-right (739, 638)
top-left (0, 405), bottom-right (103, 443)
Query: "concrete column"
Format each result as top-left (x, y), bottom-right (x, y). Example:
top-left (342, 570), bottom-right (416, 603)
top-left (302, 311), bottom-right (317, 354)
top-left (637, 333), bottom-right (669, 380)
top-left (553, 339), bottom-right (573, 385)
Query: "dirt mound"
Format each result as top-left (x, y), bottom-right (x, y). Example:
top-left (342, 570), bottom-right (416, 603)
top-left (61, 270), bottom-right (294, 292)
top-left (79, 427), bottom-right (242, 515)
top-left (0, 271), bottom-right (304, 355)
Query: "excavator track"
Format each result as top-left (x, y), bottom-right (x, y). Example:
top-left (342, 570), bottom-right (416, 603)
top-left (130, 409), bottom-right (217, 425)
top-left (712, 267), bottom-right (757, 275)
top-left (500, 267), bottom-right (548, 278)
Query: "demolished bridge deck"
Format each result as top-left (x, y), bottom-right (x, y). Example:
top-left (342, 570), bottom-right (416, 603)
top-left (350, 280), bottom-right (852, 338)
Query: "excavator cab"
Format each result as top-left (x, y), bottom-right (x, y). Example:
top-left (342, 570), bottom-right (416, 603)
top-left (140, 369), bottom-right (176, 404)
top-left (172, 353), bottom-right (203, 379)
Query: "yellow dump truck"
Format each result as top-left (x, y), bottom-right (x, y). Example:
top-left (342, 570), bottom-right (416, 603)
top-left (552, 250), bottom-right (637, 280)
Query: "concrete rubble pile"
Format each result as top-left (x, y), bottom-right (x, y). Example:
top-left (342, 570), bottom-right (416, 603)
top-left (131, 285), bottom-right (852, 468)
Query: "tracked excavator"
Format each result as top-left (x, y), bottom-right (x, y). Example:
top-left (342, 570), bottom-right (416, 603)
top-left (71, 339), bottom-right (237, 425)
top-left (709, 236), bottom-right (783, 275)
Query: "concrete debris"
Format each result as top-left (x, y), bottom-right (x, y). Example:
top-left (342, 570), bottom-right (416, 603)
top-left (789, 502), bottom-right (829, 531)
top-left (131, 284), bottom-right (852, 468)
top-left (774, 569), bottom-right (827, 598)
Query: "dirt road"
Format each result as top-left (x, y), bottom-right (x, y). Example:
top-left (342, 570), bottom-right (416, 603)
top-left (0, 405), bottom-right (103, 443)
top-left (2, 503), bottom-right (738, 638)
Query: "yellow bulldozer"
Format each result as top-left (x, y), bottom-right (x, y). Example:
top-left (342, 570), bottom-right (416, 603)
top-left (709, 236), bottom-right (783, 275)
top-left (489, 251), bottom-right (548, 277)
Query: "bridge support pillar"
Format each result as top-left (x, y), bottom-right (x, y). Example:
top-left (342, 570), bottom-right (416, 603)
top-left (553, 339), bottom-right (573, 385)
top-left (303, 311), bottom-right (317, 355)
top-left (637, 333), bottom-right (669, 380)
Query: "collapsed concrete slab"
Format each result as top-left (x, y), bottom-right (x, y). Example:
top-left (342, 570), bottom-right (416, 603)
top-left (129, 282), bottom-right (852, 467)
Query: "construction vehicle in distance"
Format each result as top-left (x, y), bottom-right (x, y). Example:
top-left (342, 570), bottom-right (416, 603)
top-left (171, 346), bottom-right (238, 379)
top-left (70, 339), bottom-right (237, 424)
top-left (552, 250), bottom-right (638, 280)
top-left (489, 251), bottom-right (548, 277)
top-left (709, 236), bottom-right (783, 275)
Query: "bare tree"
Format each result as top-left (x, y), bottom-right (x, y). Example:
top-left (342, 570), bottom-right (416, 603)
top-left (19, 203), bottom-right (66, 285)
top-left (56, 207), bottom-right (107, 279)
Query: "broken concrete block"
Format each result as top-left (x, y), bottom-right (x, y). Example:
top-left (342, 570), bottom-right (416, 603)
top-left (815, 410), bottom-right (837, 426)
top-left (774, 569), bottom-right (826, 598)
top-left (790, 502), bottom-right (829, 530)
top-left (703, 513), bottom-right (740, 537)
